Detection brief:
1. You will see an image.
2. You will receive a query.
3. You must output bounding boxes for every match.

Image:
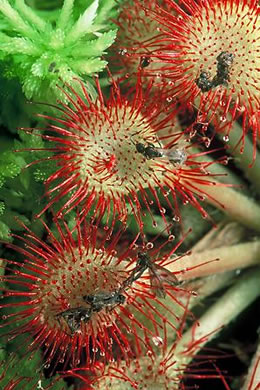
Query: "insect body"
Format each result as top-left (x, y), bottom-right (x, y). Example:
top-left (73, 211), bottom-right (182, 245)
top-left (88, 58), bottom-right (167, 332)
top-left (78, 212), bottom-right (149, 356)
top-left (196, 51), bottom-right (235, 92)
top-left (56, 306), bottom-right (92, 334)
top-left (140, 56), bottom-right (151, 68)
top-left (134, 140), bottom-right (187, 165)
top-left (56, 291), bottom-right (126, 335)
top-left (56, 254), bottom-right (177, 334)
top-left (195, 71), bottom-right (212, 92)
top-left (213, 51), bottom-right (235, 86)
top-left (130, 252), bottom-right (179, 298)
top-left (135, 142), bottom-right (164, 159)
top-left (83, 291), bottom-right (126, 312)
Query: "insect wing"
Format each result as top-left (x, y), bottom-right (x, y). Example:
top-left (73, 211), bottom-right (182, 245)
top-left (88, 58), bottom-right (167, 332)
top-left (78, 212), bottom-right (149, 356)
top-left (154, 264), bottom-right (179, 286)
top-left (149, 264), bottom-right (179, 297)
top-left (148, 268), bottom-right (166, 298)
top-left (156, 148), bottom-right (187, 165)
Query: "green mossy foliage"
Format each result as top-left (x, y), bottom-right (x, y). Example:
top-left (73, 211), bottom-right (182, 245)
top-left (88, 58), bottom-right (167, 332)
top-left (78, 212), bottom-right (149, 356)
top-left (0, 0), bottom-right (118, 102)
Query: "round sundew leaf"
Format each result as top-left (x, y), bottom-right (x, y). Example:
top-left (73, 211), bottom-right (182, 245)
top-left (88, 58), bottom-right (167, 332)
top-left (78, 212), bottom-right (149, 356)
top-left (0, 218), bottom-right (191, 370)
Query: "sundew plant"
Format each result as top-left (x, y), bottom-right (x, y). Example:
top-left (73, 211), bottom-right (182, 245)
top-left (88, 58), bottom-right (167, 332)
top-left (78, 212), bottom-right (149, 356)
top-left (0, 0), bottom-right (259, 389)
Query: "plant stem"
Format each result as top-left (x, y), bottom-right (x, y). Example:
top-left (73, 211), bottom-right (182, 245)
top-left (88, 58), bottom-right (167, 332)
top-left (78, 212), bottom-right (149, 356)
top-left (242, 340), bottom-right (260, 390)
top-left (217, 120), bottom-right (260, 196)
top-left (174, 268), bottom-right (260, 369)
top-left (188, 180), bottom-right (260, 232)
top-left (191, 220), bottom-right (246, 253)
top-left (170, 241), bottom-right (260, 280)
top-left (187, 271), bottom-right (236, 308)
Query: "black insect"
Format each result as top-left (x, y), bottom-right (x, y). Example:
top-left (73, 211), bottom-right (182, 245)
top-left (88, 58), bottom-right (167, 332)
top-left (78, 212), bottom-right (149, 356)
top-left (195, 71), bottom-right (213, 92)
top-left (133, 138), bottom-right (187, 166)
top-left (56, 306), bottom-right (92, 334)
top-left (130, 252), bottom-right (179, 298)
top-left (217, 51), bottom-right (235, 68)
top-left (56, 290), bottom-right (126, 335)
top-left (83, 291), bottom-right (126, 312)
top-left (134, 142), bottom-right (164, 159)
top-left (140, 56), bottom-right (151, 68)
top-left (214, 51), bottom-right (235, 86)
top-left (196, 51), bottom-right (235, 92)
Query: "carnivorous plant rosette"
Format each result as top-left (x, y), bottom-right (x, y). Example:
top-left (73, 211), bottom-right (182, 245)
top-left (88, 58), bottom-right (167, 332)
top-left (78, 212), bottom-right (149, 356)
top-left (27, 77), bottom-right (228, 229)
top-left (112, 0), bottom-right (172, 82)
top-left (0, 218), bottom-right (189, 371)
top-left (58, 301), bottom-right (231, 390)
top-left (131, 0), bottom-right (260, 155)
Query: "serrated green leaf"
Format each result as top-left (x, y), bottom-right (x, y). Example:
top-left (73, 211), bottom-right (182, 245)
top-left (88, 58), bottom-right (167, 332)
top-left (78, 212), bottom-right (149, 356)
top-left (33, 159), bottom-right (56, 182)
top-left (94, 0), bottom-right (119, 25)
top-left (66, 0), bottom-right (99, 43)
top-left (72, 29), bottom-right (117, 58)
top-left (18, 129), bottom-right (44, 149)
top-left (73, 57), bottom-right (107, 74)
top-left (0, 187), bottom-right (23, 208)
top-left (0, 37), bottom-right (40, 55)
top-left (0, 161), bottom-right (20, 178)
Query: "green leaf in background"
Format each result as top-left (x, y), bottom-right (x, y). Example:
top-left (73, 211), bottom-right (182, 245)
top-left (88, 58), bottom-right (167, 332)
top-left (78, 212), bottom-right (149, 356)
top-left (0, 220), bottom-right (10, 240)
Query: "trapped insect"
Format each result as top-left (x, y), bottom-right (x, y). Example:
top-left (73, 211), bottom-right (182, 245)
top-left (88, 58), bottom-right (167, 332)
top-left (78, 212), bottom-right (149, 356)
top-left (195, 71), bottom-right (213, 92)
top-left (140, 56), bottom-right (151, 68)
top-left (55, 306), bottom-right (92, 334)
top-left (196, 51), bottom-right (235, 92)
top-left (130, 252), bottom-right (179, 298)
top-left (132, 138), bottom-right (187, 165)
top-left (55, 253), bottom-right (177, 335)
top-left (156, 147), bottom-right (187, 166)
top-left (133, 141), bottom-right (164, 159)
top-left (56, 291), bottom-right (126, 334)
top-left (83, 290), bottom-right (126, 312)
